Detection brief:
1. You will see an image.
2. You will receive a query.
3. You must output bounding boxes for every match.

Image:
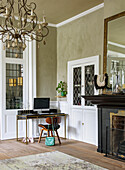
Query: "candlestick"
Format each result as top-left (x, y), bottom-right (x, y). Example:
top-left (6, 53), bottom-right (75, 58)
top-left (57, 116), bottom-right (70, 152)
top-left (43, 16), bottom-right (46, 23)
top-left (31, 9), bottom-right (33, 16)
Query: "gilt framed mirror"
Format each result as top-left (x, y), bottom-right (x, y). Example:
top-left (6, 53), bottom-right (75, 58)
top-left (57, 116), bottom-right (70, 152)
top-left (104, 11), bottom-right (125, 92)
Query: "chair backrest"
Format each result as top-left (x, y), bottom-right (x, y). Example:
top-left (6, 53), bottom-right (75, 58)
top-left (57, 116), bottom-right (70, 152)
top-left (46, 117), bottom-right (61, 124)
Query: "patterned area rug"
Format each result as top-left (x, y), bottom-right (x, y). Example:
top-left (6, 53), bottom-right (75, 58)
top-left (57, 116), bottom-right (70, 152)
top-left (0, 151), bottom-right (107, 170)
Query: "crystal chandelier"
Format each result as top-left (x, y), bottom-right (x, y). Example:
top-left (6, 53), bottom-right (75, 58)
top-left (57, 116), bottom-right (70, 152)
top-left (0, 0), bottom-right (49, 50)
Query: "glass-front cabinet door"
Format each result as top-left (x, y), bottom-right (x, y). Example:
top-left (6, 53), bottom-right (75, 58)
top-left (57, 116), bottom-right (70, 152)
top-left (84, 65), bottom-right (94, 106)
top-left (73, 67), bottom-right (82, 106)
top-left (72, 63), bottom-right (96, 107)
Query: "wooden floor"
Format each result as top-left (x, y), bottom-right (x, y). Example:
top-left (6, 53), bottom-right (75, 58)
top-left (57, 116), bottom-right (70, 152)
top-left (0, 138), bottom-right (125, 170)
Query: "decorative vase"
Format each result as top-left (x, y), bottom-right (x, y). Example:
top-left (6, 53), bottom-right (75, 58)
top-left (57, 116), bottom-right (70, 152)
top-left (112, 64), bottom-right (122, 93)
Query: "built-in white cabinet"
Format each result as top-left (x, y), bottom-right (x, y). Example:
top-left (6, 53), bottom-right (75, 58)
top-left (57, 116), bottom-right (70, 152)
top-left (69, 107), bottom-right (98, 145)
top-left (67, 56), bottom-right (99, 146)
top-left (69, 108), bottom-right (83, 141)
top-left (83, 107), bottom-right (98, 145)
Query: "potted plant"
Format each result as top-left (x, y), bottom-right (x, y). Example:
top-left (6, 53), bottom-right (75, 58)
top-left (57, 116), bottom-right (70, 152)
top-left (56, 81), bottom-right (67, 97)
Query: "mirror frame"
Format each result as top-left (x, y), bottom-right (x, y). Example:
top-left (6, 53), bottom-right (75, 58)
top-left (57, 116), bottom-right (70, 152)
top-left (103, 11), bottom-right (125, 73)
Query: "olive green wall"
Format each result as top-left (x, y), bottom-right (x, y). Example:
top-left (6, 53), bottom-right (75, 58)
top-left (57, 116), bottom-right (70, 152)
top-left (37, 0), bottom-right (125, 100)
top-left (37, 26), bottom-right (57, 101)
top-left (104, 0), bottom-right (125, 18)
top-left (57, 9), bottom-right (104, 83)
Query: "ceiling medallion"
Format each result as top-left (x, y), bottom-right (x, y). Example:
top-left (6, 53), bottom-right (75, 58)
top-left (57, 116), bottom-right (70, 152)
top-left (0, 0), bottom-right (49, 50)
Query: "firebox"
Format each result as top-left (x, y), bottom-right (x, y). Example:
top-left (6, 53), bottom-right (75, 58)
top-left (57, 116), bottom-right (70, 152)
top-left (110, 111), bottom-right (125, 159)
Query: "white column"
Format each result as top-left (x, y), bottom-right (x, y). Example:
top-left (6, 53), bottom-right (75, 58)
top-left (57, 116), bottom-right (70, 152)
top-left (0, 41), bottom-right (4, 139)
top-left (28, 39), bottom-right (36, 138)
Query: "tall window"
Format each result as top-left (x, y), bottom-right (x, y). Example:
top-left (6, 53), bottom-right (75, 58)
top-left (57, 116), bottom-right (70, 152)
top-left (6, 64), bottom-right (23, 109)
top-left (6, 44), bottom-right (23, 109)
top-left (6, 44), bottom-right (23, 59)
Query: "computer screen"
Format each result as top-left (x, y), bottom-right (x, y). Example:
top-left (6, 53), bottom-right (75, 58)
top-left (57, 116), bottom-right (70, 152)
top-left (34, 98), bottom-right (50, 111)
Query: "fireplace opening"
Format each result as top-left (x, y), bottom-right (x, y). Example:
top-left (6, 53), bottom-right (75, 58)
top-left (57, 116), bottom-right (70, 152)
top-left (110, 113), bottom-right (125, 160)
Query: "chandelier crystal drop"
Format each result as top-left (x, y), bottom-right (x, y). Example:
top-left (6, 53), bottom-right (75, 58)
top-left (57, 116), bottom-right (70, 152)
top-left (0, 0), bottom-right (49, 50)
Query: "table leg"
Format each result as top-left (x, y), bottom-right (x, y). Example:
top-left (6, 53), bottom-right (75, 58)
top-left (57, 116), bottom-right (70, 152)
top-left (64, 115), bottom-right (66, 139)
top-left (16, 115), bottom-right (18, 141)
top-left (26, 116), bottom-right (28, 145)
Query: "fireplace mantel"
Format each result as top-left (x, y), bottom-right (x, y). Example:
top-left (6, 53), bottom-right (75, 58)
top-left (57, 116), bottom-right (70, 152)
top-left (82, 95), bottom-right (125, 107)
top-left (82, 95), bottom-right (125, 159)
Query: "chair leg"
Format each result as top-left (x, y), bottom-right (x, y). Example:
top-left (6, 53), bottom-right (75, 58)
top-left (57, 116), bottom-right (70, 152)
top-left (51, 130), bottom-right (53, 137)
top-left (48, 130), bottom-right (50, 137)
top-left (38, 129), bottom-right (43, 143)
top-left (55, 130), bottom-right (61, 144)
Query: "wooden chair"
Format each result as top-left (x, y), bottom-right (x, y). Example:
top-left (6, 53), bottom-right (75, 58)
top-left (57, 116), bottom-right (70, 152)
top-left (38, 117), bottom-right (61, 144)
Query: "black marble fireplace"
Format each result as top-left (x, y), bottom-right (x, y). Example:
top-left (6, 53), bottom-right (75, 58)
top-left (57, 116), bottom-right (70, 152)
top-left (82, 95), bottom-right (125, 160)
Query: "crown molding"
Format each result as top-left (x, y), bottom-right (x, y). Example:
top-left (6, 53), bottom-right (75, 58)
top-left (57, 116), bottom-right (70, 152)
top-left (48, 23), bottom-right (57, 27)
top-left (0, 3), bottom-right (104, 28)
top-left (56, 3), bottom-right (104, 28)
top-left (108, 41), bottom-right (125, 49)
